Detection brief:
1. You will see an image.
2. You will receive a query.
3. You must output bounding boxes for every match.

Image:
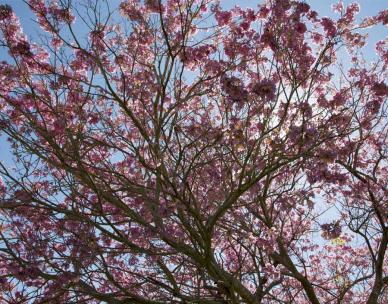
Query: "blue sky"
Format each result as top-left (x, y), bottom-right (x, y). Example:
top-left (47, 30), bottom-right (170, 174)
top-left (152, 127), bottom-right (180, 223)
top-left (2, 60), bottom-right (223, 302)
top-left (0, 0), bottom-right (387, 166)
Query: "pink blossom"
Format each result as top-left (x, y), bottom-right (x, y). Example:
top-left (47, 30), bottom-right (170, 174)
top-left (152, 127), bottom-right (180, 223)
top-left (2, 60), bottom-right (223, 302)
top-left (251, 79), bottom-right (276, 100)
top-left (308, 10), bottom-right (318, 21)
top-left (0, 1), bottom-right (387, 303)
top-left (312, 32), bottom-right (323, 44)
top-left (331, 1), bottom-right (344, 13)
top-left (51, 36), bottom-right (63, 49)
top-left (372, 82), bottom-right (388, 96)
top-left (321, 17), bottom-right (337, 37)
top-left (11, 41), bottom-right (32, 57)
top-left (321, 221), bottom-right (341, 240)
top-left (0, 4), bottom-right (12, 21)
top-left (331, 91), bottom-right (347, 107)
top-left (145, 0), bottom-right (161, 13)
top-left (296, 3), bottom-right (310, 14)
top-left (258, 6), bottom-right (270, 19)
top-left (244, 8), bottom-right (256, 22)
top-left (345, 3), bottom-right (360, 21)
top-left (240, 21), bottom-right (250, 31)
top-left (50, 7), bottom-right (75, 23)
top-left (366, 99), bottom-right (381, 115)
top-left (221, 75), bottom-right (247, 102)
top-left (377, 9), bottom-right (388, 25)
top-left (119, 1), bottom-right (143, 22)
top-left (261, 28), bottom-right (277, 50)
top-left (215, 10), bottom-right (232, 26)
top-left (0, 176), bottom-right (5, 197)
top-left (295, 21), bottom-right (307, 34)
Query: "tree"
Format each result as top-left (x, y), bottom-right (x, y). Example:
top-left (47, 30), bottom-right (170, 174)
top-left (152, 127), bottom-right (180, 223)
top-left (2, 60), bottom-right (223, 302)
top-left (0, 0), bottom-right (387, 302)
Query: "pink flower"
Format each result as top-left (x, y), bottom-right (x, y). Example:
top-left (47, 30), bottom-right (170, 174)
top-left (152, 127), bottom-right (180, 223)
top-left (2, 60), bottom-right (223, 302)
top-left (275, 0), bottom-right (291, 13)
top-left (51, 7), bottom-right (75, 23)
top-left (240, 21), bottom-right (250, 31)
top-left (261, 28), bottom-right (277, 50)
top-left (296, 3), bottom-right (310, 14)
top-left (345, 3), bottom-right (360, 20)
top-left (119, 2), bottom-right (143, 22)
top-left (244, 8), bottom-right (256, 22)
top-left (258, 6), bottom-right (270, 19)
top-left (221, 76), bottom-right (247, 102)
top-left (321, 221), bottom-right (341, 240)
top-left (145, 0), bottom-right (160, 13)
top-left (295, 22), bottom-right (307, 34)
top-left (366, 99), bottom-right (381, 115)
top-left (321, 17), bottom-right (336, 37)
top-left (204, 60), bottom-right (221, 76)
top-left (0, 4), bottom-right (12, 20)
top-left (52, 119), bottom-right (66, 135)
top-left (88, 113), bottom-right (100, 125)
top-left (372, 82), bottom-right (388, 96)
top-left (0, 176), bottom-right (6, 197)
top-left (331, 91), bottom-right (346, 107)
top-left (252, 79), bottom-right (276, 100)
top-left (215, 10), bottom-right (232, 26)
top-left (308, 10), bottom-right (318, 21)
top-left (11, 41), bottom-right (32, 57)
top-left (89, 26), bottom-right (106, 51)
top-left (51, 36), bottom-right (63, 49)
top-left (377, 10), bottom-right (388, 25)
top-left (312, 33), bottom-right (323, 44)
top-left (331, 2), bottom-right (343, 14)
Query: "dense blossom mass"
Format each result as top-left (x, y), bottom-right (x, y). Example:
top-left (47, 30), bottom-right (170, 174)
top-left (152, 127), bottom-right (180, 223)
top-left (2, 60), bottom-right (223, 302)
top-left (0, 0), bottom-right (387, 303)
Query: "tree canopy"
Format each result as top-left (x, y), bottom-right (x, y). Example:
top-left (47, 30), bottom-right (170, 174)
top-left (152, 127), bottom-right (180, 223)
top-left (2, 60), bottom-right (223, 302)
top-left (0, 0), bottom-right (387, 303)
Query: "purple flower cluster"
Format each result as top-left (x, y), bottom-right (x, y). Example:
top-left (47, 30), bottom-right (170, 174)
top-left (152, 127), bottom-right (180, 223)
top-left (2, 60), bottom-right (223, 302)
top-left (252, 79), bottom-right (277, 100)
top-left (0, 4), bottom-right (12, 21)
top-left (321, 221), bottom-right (341, 240)
top-left (372, 82), bottom-right (388, 97)
top-left (221, 75), bottom-right (247, 102)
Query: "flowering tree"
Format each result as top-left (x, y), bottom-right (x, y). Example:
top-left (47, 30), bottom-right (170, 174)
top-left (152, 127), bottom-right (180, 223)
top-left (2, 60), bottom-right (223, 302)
top-left (0, 0), bottom-right (387, 302)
